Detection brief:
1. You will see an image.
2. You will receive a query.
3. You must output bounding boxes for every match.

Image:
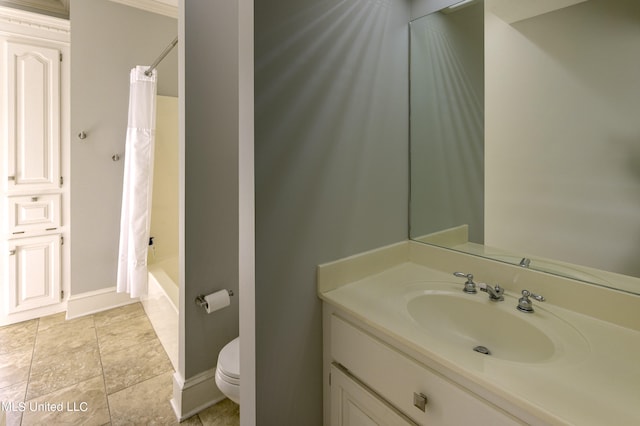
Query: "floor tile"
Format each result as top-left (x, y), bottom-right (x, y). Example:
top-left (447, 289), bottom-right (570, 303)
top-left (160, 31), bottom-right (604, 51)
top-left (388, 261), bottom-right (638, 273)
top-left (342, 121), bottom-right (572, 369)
top-left (0, 381), bottom-right (27, 426)
top-left (197, 399), bottom-right (240, 426)
top-left (32, 315), bottom-right (97, 359)
top-left (0, 319), bottom-right (37, 355)
top-left (0, 347), bottom-right (32, 389)
top-left (93, 303), bottom-right (145, 328)
top-left (96, 314), bottom-right (157, 355)
top-left (101, 338), bottom-right (172, 394)
top-left (39, 315), bottom-right (94, 334)
top-left (0, 305), bottom-right (240, 425)
top-left (37, 312), bottom-right (91, 332)
top-left (108, 371), bottom-right (178, 425)
top-left (22, 375), bottom-right (109, 426)
top-left (26, 345), bottom-right (102, 400)
top-left (183, 414), bottom-right (204, 425)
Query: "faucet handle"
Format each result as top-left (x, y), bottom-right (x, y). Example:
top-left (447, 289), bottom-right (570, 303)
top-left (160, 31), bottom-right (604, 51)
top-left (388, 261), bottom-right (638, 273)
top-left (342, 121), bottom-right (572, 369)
top-left (517, 289), bottom-right (545, 313)
top-left (453, 272), bottom-right (478, 294)
top-left (453, 271), bottom-right (473, 280)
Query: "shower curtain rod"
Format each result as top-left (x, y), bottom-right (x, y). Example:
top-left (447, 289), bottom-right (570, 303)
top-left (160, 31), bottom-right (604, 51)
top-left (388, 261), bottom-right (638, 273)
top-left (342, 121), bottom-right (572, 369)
top-left (145, 36), bottom-right (178, 76)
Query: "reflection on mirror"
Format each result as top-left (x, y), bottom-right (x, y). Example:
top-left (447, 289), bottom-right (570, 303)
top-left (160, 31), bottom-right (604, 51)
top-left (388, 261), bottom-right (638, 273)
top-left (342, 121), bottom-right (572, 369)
top-left (409, 0), bottom-right (484, 244)
top-left (409, 0), bottom-right (640, 295)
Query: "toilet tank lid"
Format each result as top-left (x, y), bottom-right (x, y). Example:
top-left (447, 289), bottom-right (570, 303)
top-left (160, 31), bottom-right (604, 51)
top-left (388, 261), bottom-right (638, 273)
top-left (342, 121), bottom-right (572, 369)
top-left (218, 337), bottom-right (240, 379)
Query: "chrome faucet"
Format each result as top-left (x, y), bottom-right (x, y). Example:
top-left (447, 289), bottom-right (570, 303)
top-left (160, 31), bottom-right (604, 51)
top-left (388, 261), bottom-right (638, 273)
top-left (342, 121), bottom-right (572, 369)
top-left (479, 283), bottom-right (504, 301)
top-left (519, 258), bottom-right (531, 268)
top-left (453, 272), bottom-right (477, 294)
top-left (517, 289), bottom-right (545, 313)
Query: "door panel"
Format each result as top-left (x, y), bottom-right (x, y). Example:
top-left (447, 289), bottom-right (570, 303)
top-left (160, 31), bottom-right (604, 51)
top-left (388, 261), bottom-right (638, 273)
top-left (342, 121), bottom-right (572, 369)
top-left (5, 40), bottom-right (61, 192)
top-left (7, 234), bottom-right (61, 313)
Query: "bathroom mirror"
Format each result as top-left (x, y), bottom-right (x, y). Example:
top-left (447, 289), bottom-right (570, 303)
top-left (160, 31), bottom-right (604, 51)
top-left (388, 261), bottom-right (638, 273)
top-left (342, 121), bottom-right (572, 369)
top-left (409, 0), bottom-right (640, 295)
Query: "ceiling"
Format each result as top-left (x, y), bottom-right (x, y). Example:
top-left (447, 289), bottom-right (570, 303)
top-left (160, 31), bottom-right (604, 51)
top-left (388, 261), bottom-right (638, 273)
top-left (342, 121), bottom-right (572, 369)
top-left (0, 0), bottom-right (178, 19)
top-left (109, 0), bottom-right (177, 19)
top-left (0, 0), bottom-right (69, 18)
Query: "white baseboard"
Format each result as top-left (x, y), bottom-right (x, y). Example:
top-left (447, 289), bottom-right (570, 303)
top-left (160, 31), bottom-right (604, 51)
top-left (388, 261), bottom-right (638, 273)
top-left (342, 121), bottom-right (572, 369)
top-left (0, 302), bottom-right (67, 326)
top-left (66, 286), bottom-right (138, 319)
top-left (1, 285), bottom-right (134, 326)
top-left (170, 370), bottom-right (224, 421)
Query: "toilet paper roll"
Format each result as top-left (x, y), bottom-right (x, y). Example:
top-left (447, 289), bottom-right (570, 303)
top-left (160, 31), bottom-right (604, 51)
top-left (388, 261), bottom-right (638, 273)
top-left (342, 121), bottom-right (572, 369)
top-left (204, 289), bottom-right (231, 314)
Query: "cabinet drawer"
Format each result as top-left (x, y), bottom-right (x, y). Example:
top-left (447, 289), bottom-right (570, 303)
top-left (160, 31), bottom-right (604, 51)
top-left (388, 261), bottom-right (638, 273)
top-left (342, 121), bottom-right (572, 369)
top-left (330, 315), bottom-right (522, 425)
top-left (331, 363), bottom-right (416, 426)
top-left (7, 194), bottom-right (61, 234)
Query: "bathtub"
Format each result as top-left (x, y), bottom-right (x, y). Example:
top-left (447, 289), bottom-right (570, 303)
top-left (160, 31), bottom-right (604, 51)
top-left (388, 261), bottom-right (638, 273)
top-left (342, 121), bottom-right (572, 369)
top-left (143, 96), bottom-right (179, 370)
top-left (144, 256), bottom-right (179, 371)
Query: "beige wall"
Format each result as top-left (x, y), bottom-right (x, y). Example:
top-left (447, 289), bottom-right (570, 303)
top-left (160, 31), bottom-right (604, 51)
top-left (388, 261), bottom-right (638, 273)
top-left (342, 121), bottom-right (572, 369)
top-left (485, 0), bottom-right (640, 276)
top-left (149, 95), bottom-right (178, 264)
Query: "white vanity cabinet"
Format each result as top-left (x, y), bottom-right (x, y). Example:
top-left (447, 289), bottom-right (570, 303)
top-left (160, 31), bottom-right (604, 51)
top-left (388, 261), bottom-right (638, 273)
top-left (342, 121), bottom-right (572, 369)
top-left (330, 364), bottom-right (416, 426)
top-left (1, 6), bottom-right (70, 324)
top-left (326, 312), bottom-right (523, 426)
top-left (320, 241), bottom-right (640, 425)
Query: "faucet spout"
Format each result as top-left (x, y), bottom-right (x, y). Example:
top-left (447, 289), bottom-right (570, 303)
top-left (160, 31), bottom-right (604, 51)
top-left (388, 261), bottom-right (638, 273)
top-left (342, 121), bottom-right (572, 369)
top-left (519, 258), bottom-right (531, 268)
top-left (479, 283), bottom-right (504, 301)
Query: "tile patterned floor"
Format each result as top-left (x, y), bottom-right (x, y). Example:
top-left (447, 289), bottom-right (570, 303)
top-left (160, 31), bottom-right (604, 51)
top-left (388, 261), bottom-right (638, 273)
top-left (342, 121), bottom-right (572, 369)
top-left (0, 303), bottom-right (239, 425)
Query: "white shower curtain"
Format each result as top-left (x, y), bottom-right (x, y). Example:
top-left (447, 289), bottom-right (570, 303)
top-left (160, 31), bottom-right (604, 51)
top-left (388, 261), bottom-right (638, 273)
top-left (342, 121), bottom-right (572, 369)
top-left (117, 66), bottom-right (157, 298)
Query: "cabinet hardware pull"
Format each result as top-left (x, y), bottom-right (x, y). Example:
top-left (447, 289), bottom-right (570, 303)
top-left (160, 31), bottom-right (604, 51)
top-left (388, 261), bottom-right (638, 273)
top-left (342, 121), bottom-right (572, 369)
top-left (8, 176), bottom-right (15, 181)
top-left (9, 250), bottom-right (16, 255)
top-left (32, 197), bottom-right (39, 202)
top-left (413, 392), bottom-right (428, 412)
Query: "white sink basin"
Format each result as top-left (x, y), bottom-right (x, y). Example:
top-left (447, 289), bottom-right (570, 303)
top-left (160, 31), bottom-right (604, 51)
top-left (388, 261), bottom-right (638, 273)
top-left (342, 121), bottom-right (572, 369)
top-left (406, 286), bottom-right (589, 364)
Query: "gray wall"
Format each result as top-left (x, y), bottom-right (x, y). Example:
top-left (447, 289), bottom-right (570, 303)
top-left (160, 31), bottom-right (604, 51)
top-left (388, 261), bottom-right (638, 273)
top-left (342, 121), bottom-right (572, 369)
top-left (182, 0), bottom-right (240, 379)
top-left (412, 0), bottom-right (463, 20)
top-left (255, 0), bottom-right (411, 422)
top-left (73, 0), bottom-right (410, 421)
top-left (70, 0), bottom-right (177, 295)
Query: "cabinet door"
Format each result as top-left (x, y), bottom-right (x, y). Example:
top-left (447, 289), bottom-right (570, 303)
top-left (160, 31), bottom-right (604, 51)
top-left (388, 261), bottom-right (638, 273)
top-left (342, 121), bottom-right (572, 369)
top-left (330, 364), bottom-right (416, 426)
top-left (7, 234), bottom-right (61, 313)
top-left (4, 40), bottom-right (61, 192)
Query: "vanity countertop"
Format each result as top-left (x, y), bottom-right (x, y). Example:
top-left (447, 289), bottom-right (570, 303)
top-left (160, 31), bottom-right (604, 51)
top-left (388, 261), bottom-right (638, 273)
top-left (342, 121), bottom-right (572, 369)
top-left (318, 241), bottom-right (640, 425)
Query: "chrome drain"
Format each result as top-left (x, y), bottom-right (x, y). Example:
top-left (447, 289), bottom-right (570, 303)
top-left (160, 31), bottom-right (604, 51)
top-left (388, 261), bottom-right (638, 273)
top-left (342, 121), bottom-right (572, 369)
top-left (473, 345), bottom-right (491, 355)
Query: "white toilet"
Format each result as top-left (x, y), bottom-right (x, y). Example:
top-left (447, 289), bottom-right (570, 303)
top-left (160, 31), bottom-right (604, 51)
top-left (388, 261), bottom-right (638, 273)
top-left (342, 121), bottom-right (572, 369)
top-left (215, 337), bottom-right (240, 404)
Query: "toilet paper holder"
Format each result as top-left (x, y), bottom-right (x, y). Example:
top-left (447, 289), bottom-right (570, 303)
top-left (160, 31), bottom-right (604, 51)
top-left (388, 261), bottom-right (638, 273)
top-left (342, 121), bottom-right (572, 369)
top-left (195, 290), bottom-right (234, 310)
